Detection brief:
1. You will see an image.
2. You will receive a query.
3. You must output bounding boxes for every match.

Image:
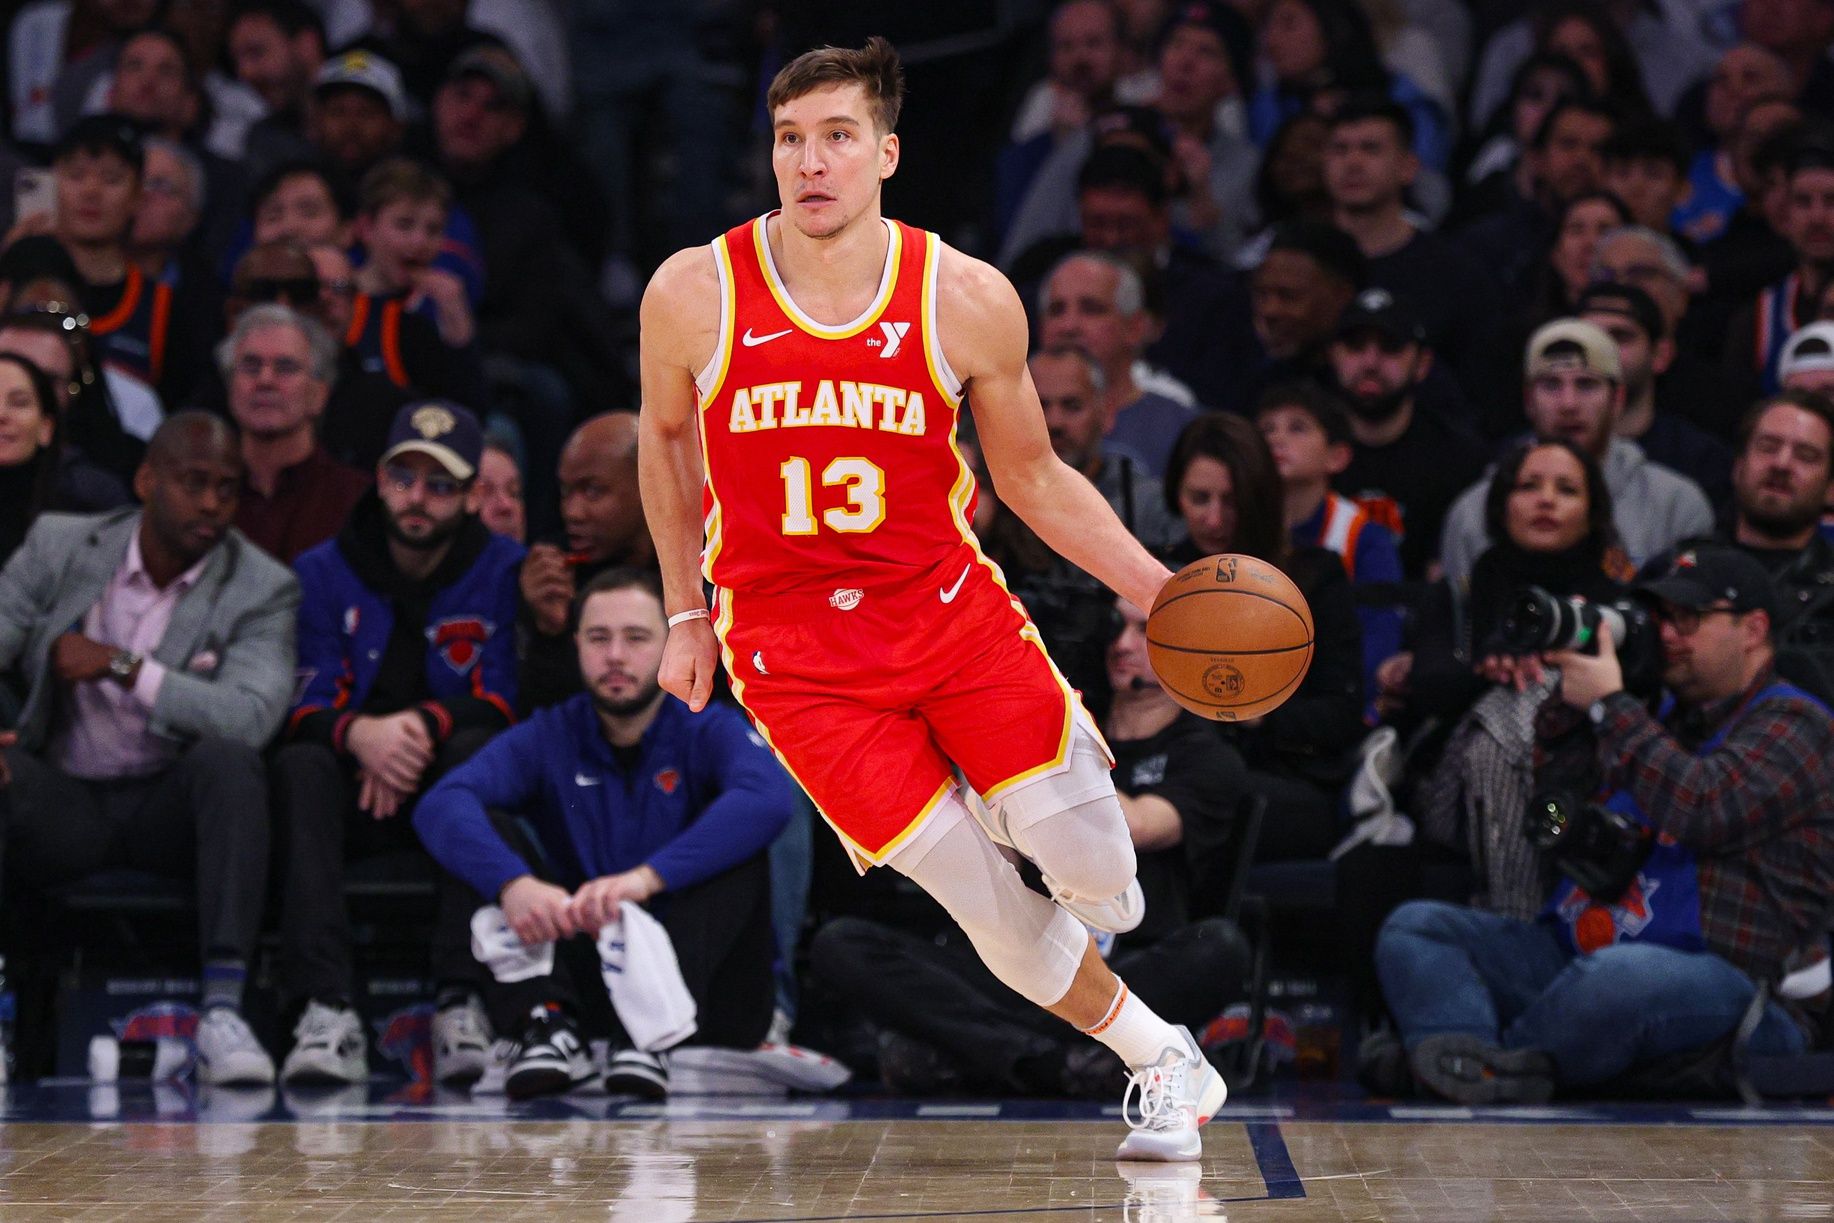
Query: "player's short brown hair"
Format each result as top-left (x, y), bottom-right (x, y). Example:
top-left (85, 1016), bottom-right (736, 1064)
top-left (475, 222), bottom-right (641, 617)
top-left (357, 156), bottom-right (451, 219)
top-left (766, 36), bottom-right (905, 135)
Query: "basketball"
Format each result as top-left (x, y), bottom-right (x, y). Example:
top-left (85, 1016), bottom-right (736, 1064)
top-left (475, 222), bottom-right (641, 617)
top-left (1146, 554), bottom-right (1315, 721)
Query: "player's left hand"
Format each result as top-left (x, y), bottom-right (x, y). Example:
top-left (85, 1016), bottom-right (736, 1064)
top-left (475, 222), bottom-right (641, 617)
top-left (1548, 621), bottom-right (1624, 709)
top-left (569, 866), bottom-right (663, 931)
top-left (659, 617), bottom-right (719, 712)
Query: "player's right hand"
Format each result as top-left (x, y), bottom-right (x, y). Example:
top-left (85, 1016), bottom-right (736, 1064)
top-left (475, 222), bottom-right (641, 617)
top-left (500, 875), bottom-right (576, 944)
top-left (660, 618), bottom-right (719, 712)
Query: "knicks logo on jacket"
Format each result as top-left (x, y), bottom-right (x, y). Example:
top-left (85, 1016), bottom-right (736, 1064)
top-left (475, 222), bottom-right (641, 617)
top-left (428, 616), bottom-right (493, 673)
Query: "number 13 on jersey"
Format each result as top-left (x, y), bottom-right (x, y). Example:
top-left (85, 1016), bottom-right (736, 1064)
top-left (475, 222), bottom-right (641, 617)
top-left (780, 456), bottom-right (886, 535)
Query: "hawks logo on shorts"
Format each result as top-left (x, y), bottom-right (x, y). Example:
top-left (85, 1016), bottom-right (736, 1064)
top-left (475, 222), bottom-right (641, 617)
top-left (427, 617), bottom-right (492, 673)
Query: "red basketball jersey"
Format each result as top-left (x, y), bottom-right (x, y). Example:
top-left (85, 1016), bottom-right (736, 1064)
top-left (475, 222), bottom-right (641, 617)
top-left (696, 212), bottom-right (973, 595)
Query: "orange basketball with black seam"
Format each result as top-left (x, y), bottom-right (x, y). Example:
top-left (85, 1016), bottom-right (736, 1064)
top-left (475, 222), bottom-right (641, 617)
top-left (1147, 554), bottom-right (1314, 721)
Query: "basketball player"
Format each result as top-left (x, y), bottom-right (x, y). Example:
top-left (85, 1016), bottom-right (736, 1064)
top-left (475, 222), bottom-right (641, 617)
top-left (637, 38), bottom-right (1224, 1161)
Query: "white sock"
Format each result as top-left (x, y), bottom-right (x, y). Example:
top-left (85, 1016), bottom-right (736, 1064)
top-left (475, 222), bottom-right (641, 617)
top-left (1080, 980), bottom-right (1184, 1070)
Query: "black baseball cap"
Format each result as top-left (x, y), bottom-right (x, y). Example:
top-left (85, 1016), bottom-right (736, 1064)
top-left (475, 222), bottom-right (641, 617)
top-left (1335, 287), bottom-right (1427, 346)
top-left (381, 400), bottom-right (483, 480)
top-left (1577, 281), bottom-right (1667, 344)
top-left (447, 44), bottom-right (533, 115)
top-left (52, 113), bottom-right (144, 173)
top-left (1637, 544), bottom-right (1777, 621)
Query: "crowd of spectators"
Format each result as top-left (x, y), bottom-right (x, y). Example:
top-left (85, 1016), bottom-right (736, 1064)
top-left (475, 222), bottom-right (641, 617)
top-left (0, 0), bottom-right (1829, 1107)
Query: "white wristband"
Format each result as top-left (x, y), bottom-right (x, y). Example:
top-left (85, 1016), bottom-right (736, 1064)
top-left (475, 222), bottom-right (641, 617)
top-left (667, 608), bottom-right (711, 628)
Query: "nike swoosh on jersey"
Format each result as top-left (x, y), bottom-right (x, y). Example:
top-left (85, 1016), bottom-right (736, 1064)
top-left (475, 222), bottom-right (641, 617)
top-left (575, 772), bottom-right (602, 787)
top-left (939, 563), bottom-right (971, 603)
top-left (741, 327), bottom-right (793, 347)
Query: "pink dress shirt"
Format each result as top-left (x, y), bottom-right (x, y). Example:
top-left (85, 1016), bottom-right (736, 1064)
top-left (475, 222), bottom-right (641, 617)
top-left (53, 533), bottom-right (208, 780)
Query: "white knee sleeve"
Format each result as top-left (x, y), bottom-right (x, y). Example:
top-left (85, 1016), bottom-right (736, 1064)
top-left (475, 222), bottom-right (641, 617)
top-left (997, 727), bottom-right (1137, 904)
top-left (888, 795), bottom-right (1088, 1007)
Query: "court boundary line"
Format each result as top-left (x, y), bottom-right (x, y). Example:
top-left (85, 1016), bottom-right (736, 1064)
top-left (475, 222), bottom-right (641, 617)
top-left (709, 1122), bottom-right (1305, 1221)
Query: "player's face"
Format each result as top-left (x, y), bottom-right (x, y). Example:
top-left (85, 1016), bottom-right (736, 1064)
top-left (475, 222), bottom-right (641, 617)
top-left (771, 84), bottom-right (898, 240)
top-left (577, 587), bottom-right (667, 718)
top-left (1176, 455), bottom-right (1237, 554)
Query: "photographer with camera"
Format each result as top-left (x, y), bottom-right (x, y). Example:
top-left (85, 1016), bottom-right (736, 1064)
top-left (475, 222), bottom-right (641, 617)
top-left (1375, 544), bottom-right (1834, 1103)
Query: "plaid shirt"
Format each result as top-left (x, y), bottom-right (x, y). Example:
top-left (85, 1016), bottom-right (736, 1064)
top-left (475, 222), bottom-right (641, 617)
top-left (1583, 667), bottom-right (1834, 990)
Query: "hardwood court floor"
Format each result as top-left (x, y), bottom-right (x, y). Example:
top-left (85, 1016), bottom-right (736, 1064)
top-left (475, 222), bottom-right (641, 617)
top-left (0, 1085), bottom-right (1831, 1220)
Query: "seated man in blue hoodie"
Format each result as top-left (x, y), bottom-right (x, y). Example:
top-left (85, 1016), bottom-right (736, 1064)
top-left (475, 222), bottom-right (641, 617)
top-left (414, 567), bottom-right (794, 1100)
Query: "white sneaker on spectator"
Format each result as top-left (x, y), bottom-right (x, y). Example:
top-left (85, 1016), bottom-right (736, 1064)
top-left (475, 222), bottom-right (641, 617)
top-left (602, 1047), bottom-right (669, 1099)
top-left (195, 1007), bottom-right (276, 1086)
top-left (1115, 1026), bottom-right (1226, 1162)
top-left (280, 1001), bottom-right (367, 1085)
top-left (505, 1005), bottom-right (594, 1100)
top-left (433, 996), bottom-right (493, 1086)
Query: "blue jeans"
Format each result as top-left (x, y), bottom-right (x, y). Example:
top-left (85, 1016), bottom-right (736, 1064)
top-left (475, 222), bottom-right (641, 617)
top-left (1376, 900), bottom-right (1806, 1085)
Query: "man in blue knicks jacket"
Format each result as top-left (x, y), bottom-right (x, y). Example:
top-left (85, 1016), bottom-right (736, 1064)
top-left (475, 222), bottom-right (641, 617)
top-left (415, 567), bottom-right (794, 1100)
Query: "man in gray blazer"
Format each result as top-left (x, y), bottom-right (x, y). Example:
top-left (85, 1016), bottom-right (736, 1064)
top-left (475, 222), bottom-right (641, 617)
top-left (0, 413), bottom-right (298, 1086)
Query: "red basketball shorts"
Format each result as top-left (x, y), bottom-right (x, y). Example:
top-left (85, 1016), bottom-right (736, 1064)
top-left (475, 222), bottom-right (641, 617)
top-left (713, 548), bottom-right (1098, 865)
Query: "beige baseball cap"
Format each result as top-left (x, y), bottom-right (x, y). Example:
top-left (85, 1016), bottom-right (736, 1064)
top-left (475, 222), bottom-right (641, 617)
top-left (1525, 318), bottom-right (1622, 382)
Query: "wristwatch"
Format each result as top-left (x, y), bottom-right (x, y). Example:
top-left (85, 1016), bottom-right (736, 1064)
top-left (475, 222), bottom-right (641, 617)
top-left (107, 649), bottom-right (141, 682)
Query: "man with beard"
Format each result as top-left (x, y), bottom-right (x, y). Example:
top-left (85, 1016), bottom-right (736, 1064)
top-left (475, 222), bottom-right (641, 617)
top-left (1327, 289), bottom-right (1488, 579)
top-left (414, 567), bottom-right (793, 1100)
top-left (273, 400), bottom-right (523, 1088)
top-left (1438, 319), bottom-right (1714, 583)
top-left (1648, 389), bottom-right (1834, 703)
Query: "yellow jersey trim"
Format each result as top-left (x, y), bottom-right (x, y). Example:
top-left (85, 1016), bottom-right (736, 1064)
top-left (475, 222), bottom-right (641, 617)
top-left (754, 213), bottom-right (901, 340)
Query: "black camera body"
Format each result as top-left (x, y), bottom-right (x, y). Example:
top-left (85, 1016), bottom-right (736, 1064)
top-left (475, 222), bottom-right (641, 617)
top-left (1525, 790), bottom-right (1653, 902)
top-left (1499, 586), bottom-right (1664, 698)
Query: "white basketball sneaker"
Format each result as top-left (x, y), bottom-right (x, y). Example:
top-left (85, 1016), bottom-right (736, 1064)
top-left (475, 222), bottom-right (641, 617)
top-left (1115, 1026), bottom-right (1227, 1162)
top-left (280, 1000), bottom-right (367, 1085)
top-left (195, 1007), bottom-right (277, 1087)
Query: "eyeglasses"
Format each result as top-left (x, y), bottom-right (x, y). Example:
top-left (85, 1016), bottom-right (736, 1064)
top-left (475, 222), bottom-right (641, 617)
top-left (383, 462), bottom-right (465, 498)
top-left (1652, 603), bottom-right (1739, 636)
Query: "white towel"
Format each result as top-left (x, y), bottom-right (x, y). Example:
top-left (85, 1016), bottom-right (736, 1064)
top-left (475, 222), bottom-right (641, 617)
top-left (470, 905), bottom-right (555, 982)
top-left (598, 901), bottom-right (698, 1052)
top-left (1329, 726), bottom-right (1416, 861)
